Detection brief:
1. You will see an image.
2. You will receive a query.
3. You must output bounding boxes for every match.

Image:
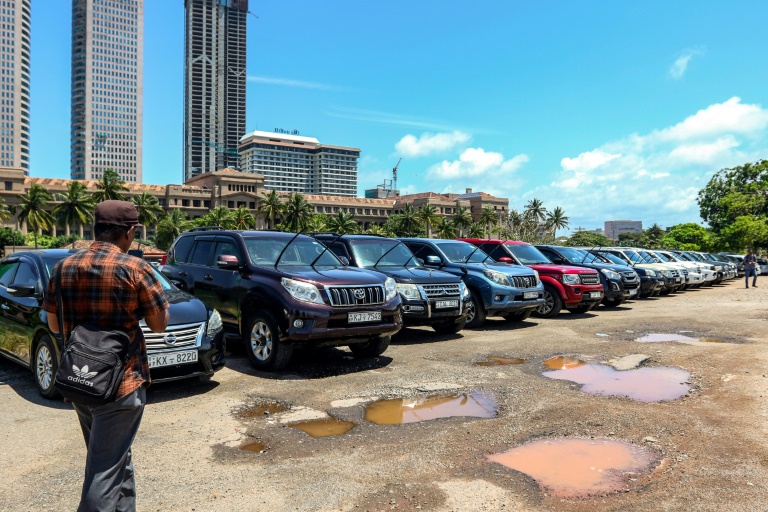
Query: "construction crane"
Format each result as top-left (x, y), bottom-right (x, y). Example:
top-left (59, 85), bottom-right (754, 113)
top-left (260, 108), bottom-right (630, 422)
top-left (393, 158), bottom-right (401, 195)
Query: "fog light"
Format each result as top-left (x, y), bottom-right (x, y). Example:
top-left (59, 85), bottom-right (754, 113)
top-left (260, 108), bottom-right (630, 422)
top-left (494, 295), bottom-right (502, 301)
top-left (293, 319), bottom-right (304, 328)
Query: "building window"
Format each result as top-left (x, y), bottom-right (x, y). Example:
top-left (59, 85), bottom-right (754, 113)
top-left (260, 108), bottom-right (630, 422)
top-left (249, 202), bottom-right (256, 209)
top-left (204, 200), bottom-right (211, 208)
top-left (4, 181), bottom-right (11, 191)
top-left (193, 200), bottom-right (200, 208)
top-left (228, 201), bottom-right (235, 208)
top-left (182, 199), bottom-right (189, 207)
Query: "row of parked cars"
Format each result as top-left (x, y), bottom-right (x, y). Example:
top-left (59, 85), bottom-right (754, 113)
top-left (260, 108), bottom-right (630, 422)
top-left (0, 227), bottom-right (741, 399)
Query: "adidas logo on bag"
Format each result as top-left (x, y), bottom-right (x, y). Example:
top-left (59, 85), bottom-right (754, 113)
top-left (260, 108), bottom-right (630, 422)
top-left (68, 364), bottom-right (97, 386)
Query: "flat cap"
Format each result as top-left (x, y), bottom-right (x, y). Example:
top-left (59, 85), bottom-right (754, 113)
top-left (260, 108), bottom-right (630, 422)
top-left (94, 200), bottom-right (142, 227)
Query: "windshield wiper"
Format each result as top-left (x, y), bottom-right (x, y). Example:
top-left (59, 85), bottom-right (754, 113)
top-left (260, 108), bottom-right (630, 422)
top-left (274, 230), bottom-right (305, 269)
top-left (373, 240), bottom-right (406, 268)
top-left (479, 239), bottom-right (507, 264)
top-left (309, 233), bottom-right (345, 267)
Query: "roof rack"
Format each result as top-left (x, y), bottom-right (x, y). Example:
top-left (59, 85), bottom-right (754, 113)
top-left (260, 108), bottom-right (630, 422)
top-left (188, 226), bottom-right (223, 232)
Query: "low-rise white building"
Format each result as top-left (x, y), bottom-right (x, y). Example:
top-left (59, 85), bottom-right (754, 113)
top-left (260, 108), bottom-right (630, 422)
top-left (604, 220), bottom-right (643, 240)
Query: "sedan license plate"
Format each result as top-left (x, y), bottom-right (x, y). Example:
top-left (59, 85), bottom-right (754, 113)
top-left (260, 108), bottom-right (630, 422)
top-left (148, 350), bottom-right (198, 368)
top-left (348, 311), bottom-right (382, 323)
top-left (523, 291), bottom-right (539, 299)
top-left (590, 291), bottom-right (603, 299)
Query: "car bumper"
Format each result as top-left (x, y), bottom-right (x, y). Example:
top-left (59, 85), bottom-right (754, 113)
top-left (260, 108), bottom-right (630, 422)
top-left (563, 284), bottom-right (604, 307)
top-left (483, 288), bottom-right (545, 315)
top-left (284, 300), bottom-right (403, 343)
top-left (149, 329), bottom-right (226, 383)
top-left (401, 296), bottom-right (471, 325)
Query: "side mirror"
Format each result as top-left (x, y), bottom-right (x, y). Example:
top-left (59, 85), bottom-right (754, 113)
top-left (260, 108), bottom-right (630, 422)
top-left (338, 256), bottom-right (350, 266)
top-left (8, 284), bottom-right (38, 298)
top-left (216, 254), bottom-right (239, 270)
top-left (128, 249), bottom-right (144, 259)
top-left (425, 255), bottom-right (441, 266)
top-left (498, 256), bottom-right (514, 264)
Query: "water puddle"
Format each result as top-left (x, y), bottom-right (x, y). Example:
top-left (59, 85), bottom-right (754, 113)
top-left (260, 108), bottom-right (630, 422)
top-left (240, 441), bottom-right (268, 453)
top-left (364, 391), bottom-right (496, 425)
top-left (542, 356), bottom-right (587, 370)
top-left (636, 333), bottom-right (725, 343)
top-left (237, 401), bottom-right (288, 420)
top-left (487, 438), bottom-right (658, 498)
top-left (543, 362), bottom-right (690, 402)
top-left (699, 338), bottom-right (724, 343)
top-left (475, 356), bottom-right (527, 366)
top-left (288, 417), bottom-right (356, 438)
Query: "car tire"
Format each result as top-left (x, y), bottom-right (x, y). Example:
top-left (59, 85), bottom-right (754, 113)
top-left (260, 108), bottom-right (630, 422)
top-left (349, 335), bottom-right (391, 358)
top-left (502, 310), bottom-right (532, 322)
top-left (532, 285), bottom-right (562, 318)
top-left (568, 304), bottom-right (594, 314)
top-left (34, 336), bottom-right (60, 399)
top-left (432, 318), bottom-right (467, 334)
top-left (465, 290), bottom-right (487, 328)
top-left (244, 313), bottom-right (293, 371)
top-left (603, 297), bottom-right (624, 308)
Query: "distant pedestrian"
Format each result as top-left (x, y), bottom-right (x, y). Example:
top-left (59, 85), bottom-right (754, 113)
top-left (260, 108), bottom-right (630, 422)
top-left (743, 248), bottom-right (758, 288)
top-left (43, 200), bottom-right (169, 511)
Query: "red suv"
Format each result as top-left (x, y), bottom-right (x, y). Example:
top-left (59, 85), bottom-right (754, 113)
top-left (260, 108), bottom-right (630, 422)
top-left (459, 239), bottom-right (604, 317)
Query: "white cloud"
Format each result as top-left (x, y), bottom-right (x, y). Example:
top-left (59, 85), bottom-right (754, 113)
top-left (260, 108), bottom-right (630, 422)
top-left (327, 106), bottom-right (455, 131)
top-left (669, 49), bottom-right (702, 79)
top-left (427, 148), bottom-right (529, 180)
top-left (248, 75), bottom-right (340, 90)
top-left (524, 97), bottom-right (768, 230)
top-left (395, 131), bottom-right (471, 158)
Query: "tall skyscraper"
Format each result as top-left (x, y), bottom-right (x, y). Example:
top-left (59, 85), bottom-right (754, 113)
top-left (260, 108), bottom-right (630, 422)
top-left (184, 0), bottom-right (247, 182)
top-left (70, 0), bottom-right (143, 183)
top-left (0, 0), bottom-right (31, 173)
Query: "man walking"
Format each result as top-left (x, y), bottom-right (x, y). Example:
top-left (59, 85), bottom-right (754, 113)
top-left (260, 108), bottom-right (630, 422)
top-left (744, 248), bottom-right (758, 288)
top-left (44, 200), bottom-right (169, 511)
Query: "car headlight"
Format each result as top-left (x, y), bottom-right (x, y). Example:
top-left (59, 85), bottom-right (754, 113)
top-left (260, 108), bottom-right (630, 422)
top-left (533, 269), bottom-right (540, 284)
top-left (661, 270), bottom-right (673, 278)
top-left (384, 277), bottom-right (397, 301)
top-left (643, 269), bottom-right (656, 277)
top-left (696, 267), bottom-right (701, 274)
top-left (562, 274), bottom-right (581, 284)
top-left (483, 269), bottom-right (511, 287)
top-left (397, 283), bottom-right (421, 300)
top-left (709, 265), bottom-right (716, 271)
top-left (600, 269), bottom-right (621, 280)
top-left (207, 308), bottom-right (223, 337)
top-left (281, 277), bottom-right (324, 305)
top-left (460, 281), bottom-right (469, 297)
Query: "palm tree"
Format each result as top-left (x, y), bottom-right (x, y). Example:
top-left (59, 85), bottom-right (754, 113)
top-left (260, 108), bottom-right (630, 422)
top-left (17, 184), bottom-right (55, 248)
top-left (131, 191), bottom-right (164, 240)
top-left (524, 198), bottom-right (547, 222)
top-left (92, 169), bottom-right (129, 202)
top-left (479, 205), bottom-right (499, 237)
top-left (305, 214), bottom-right (328, 233)
top-left (399, 203), bottom-right (421, 235)
top-left (198, 206), bottom-right (235, 229)
top-left (365, 224), bottom-right (386, 236)
top-left (53, 181), bottom-right (95, 238)
top-left (0, 196), bottom-right (12, 224)
top-left (468, 223), bottom-right (485, 238)
top-left (326, 210), bottom-right (358, 234)
top-left (416, 204), bottom-right (440, 238)
top-left (435, 217), bottom-right (457, 239)
top-left (155, 208), bottom-right (193, 251)
top-left (232, 206), bottom-right (256, 230)
top-left (257, 190), bottom-right (284, 229)
top-left (283, 193), bottom-right (313, 232)
top-left (452, 206), bottom-right (472, 237)
top-left (545, 206), bottom-right (570, 241)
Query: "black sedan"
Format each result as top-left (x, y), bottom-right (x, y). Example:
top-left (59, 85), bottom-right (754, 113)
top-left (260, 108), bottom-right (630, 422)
top-left (0, 249), bottom-right (226, 399)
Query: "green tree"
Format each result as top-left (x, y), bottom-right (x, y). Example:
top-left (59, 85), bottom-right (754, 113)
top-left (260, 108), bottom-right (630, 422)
top-left (468, 223), bottom-right (485, 238)
top-left (381, 213), bottom-right (426, 238)
top-left (155, 209), bottom-right (193, 251)
top-left (53, 181), bottom-right (95, 238)
top-left (564, 230), bottom-right (611, 247)
top-left (661, 223), bottom-right (710, 251)
top-left (479, 205), bottom-right (499, 237)
top-left (365, 224), bottom-right (387, 236)
top-left (545, 206), bottom-right (569, 240)
top-left (232, 206), bottom-right (256, 230)
top-left (131, 191), bottom-right (164, 240)
top-left (257, 190), bottom-right (284, 229)
top-left (92, 169), bottom-right (129, 202)
top-left (435, 217), bottom-right (457, 239)
top-left (49, 234), bottom-right (81, 249)
top-left (452, 206), bottom-right (472, 237)
top-left (305, 214), bottom-right (328, 233)
top-left (283, 193), bottom-right (313, 232)
top-left (0, 196), bottom-right (11, 224)
top-left (717, 216), bottom-right (768, 251)
top-left (0, 228), bottom-right (25, 257)
top-left (197, 206), bottom-right (235, 229)
top-left (417, 204), bottom-right (440, 238)
top-left (524, 197), bottom-right (547, 222)
top-left (326, 210), bottom-right (359, 234)
top-left (617, 231), bottom-right (647, 247)
top-left (698, 160), bottom-right (768, 232)
top-left (399, 203), bottom-right (422, 236)
top-left (645, 223), bottom-right (665, 248)
top-left (17, 184), bottom-right (55, 248)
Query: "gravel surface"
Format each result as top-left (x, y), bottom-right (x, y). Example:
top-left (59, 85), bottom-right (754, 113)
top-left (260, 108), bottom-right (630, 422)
top-left (1, 279), bottom-right (767, 511)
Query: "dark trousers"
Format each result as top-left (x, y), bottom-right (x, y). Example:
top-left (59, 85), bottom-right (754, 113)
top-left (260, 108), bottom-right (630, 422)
top-left (745, 268), bottom-right (758, 287)
top-left (72, 387), bottom-right (146, 512)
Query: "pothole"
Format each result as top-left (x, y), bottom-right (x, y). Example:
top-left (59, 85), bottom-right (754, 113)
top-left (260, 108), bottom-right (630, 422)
top-left (636, 333), bottom-right (726, 344)
top-left (474, 356), bottom-right (527, 366)
top-left (364, 391), bottom-right (496, 424)
top-left (486, 437), bottom-right (659, 498)
top-left (240, 441), bottom-right (268, 453)
top-left (236, 401), bottom-right (288, 420)
top-left (542, 356), bottom-right (587, 370)
top-left (288, 417), bottom-right (356, 438)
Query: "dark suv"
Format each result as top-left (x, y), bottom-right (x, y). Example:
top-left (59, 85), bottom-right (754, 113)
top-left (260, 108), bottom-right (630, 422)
top-left (161, 229), bottom-right (402, 371)
top-left (312, 234), bottom-right (470, 334)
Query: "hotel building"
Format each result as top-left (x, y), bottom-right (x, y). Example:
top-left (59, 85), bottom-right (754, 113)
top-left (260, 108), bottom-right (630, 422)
top-left (0, 0), bottom-right (31, 173)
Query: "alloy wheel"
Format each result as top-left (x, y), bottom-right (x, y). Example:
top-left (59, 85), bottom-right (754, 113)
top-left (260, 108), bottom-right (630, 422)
top-left (250, 321), bottom-right (273, 362)
top-left (537, 290), bottom-right (554, 315)
top-left (36, 344), bottom-right (53, 391)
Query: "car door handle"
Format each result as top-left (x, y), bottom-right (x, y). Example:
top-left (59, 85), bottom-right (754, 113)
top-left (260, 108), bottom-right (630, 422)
top-left (204, 275), bottom-right (213, 281)
top-left (178, 271), bottom-right (188, 277)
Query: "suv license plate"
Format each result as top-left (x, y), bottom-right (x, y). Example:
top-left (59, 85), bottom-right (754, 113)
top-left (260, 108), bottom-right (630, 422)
top-left (435, 300), bottom-right (459, 309)
top-left (628, 288), bottom-right (638, 296)
top-left (348, 311), bottom-right (382, 323)
top-left (148, 350), bottom-right (198, 369)
top-left (590, 291), bottom-right (602, 299)
top-left (523, 291), bottom-right (539, 299)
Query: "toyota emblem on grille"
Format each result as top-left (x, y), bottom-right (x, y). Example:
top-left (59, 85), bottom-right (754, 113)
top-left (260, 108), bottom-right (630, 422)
top-left (163, 333), bottom-right (178, 346)
top-left (354, 288), bottom-right (366, 299)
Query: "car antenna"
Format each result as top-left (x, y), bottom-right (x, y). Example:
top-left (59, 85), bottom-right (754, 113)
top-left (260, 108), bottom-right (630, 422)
top-left (372, 239), bottom-right (406, 268)
top-left (274, 229), bottom-right (305, 269)
top-left (309, 232), bottom-right (346, 268)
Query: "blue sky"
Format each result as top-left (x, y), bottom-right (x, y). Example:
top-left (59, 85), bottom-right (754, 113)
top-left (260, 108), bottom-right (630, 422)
top-left (31, 1), bottom-right (768, 232)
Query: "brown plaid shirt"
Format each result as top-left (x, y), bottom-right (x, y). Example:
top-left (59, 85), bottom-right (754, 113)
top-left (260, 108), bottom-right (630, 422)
top-left (43, 242), bottom-right (169, 399)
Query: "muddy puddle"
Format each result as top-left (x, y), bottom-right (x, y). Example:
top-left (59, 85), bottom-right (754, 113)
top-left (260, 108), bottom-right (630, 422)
top-left (237, 401), bottom-right (288, 419)
top-left (543, 361), bottom-right (690, 401)
top-left (542, 356), bottom-right (587, 370)
top-left (636, 333), bottom-right (725, 343)
top-left (365, 391), bottom-right (496, 424)
top-left (240, 441), bottom-right (268, 453)
top-left (487, 438), bottom-right (658, 498)
top-left (474, 356), bottom-right (527, 366)
top-left (288, 417), bottom-right (356, 438)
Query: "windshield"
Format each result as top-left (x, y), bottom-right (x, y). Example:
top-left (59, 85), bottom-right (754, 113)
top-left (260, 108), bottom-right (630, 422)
top-left (555, 247), bottom-right (588, 264)
top-left (506, 244), bottom-right (551, 265)
top-left (350, 239), bottom-right (420, 268)
top-left (42, 253), bottom-right (175, 291)
top-left (599, 251), bottom-right (630, 265)
top-left (638, 251), bottom-right (661, 263)
top-left (244, 237), bottom-right (340, 266)
top-left (619, 250), bottom-right (645, 264)
top-left (653, 251), bottom-right (673, 262)
top-left (434, 241), bottom-right (488, 263)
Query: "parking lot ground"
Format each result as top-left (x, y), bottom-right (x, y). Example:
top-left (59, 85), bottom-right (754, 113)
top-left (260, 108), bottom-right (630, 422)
top-left (1, 279), bottom-right (767, 511)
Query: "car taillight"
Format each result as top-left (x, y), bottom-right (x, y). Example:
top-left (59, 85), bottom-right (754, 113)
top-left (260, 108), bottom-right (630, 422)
top-left (160, 254), bottom-right (167, 265)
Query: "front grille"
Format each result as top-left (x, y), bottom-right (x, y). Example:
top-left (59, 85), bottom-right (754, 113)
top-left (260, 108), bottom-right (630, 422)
top-left (670, 270), bottom-right (680, 278)
top-left (421, 283), bottom-right (461, 297)
top-left (327, 285), bottom-right (384, 307)
top-left (511, 275), bottom-right (538, 288)
top-left (680, 269), bottom-right (689, 276)
top-left (142, 322), bottom-right (203, 351)
top-left (620, 271), bottom-right (638, 283)
top-left (580, 273), bottom-right (600, 285)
